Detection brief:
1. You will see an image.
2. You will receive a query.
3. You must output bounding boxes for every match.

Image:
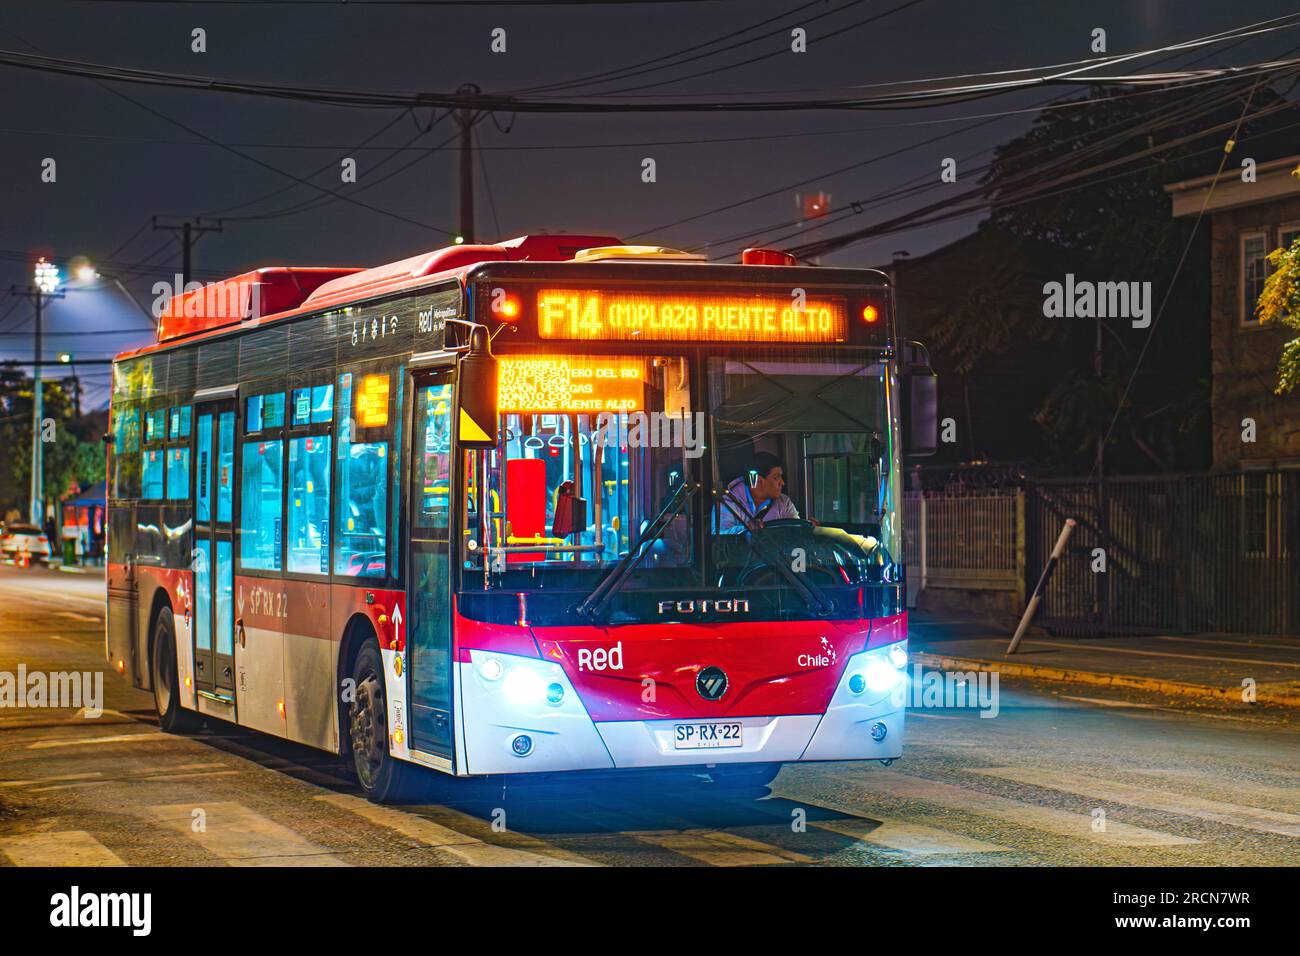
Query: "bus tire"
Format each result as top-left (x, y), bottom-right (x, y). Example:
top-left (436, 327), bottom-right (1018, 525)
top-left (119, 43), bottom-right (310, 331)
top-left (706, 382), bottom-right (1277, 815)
top-left (152, 607), bottom-right (201, 734)
top-left (348, 638), bottom-right (426, 804)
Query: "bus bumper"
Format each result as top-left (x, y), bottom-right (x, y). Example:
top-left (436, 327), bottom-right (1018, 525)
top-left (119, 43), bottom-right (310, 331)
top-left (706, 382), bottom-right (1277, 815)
top-left (458, 645), bottom-right (906, 775)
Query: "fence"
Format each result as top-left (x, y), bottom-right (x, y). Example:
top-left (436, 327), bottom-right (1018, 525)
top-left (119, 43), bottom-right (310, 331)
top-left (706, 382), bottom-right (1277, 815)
top-left (906, 469), bottom-right (1300, 635)
top-left (904, 491), bottom-right (1023, 609)
top-left (1025, 471), bottom-right (1300, 636)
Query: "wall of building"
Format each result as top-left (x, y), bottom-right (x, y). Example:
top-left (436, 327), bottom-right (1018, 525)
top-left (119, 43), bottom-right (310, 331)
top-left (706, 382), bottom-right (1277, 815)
top-left (1209, 194), bottom-right (1300, 470)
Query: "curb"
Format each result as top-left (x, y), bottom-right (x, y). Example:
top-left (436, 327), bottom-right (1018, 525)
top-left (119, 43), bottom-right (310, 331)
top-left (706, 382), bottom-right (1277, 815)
top-left (912, 651), bottom-right (1300, 710)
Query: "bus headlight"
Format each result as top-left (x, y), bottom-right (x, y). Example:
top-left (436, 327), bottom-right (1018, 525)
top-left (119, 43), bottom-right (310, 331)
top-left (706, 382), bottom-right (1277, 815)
top-left (863, 657), bottom-right (901, 694)
top-left (843, 642), bottom-right (908, 698)
top-left (502, 666), bottom-right (546, 705)
top-left (477, 657), bottom-right (504, 681)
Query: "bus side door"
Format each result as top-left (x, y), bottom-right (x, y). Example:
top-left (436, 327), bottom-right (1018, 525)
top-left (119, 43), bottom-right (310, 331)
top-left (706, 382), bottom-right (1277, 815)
top-left (193, 401), bottom-right (237, 701)
top-left (407, 368), bottom-right (455, 758)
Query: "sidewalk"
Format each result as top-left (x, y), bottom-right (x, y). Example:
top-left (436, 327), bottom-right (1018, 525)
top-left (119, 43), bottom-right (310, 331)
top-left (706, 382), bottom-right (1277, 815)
top-left (908, 612), bottom-right (1300, 709)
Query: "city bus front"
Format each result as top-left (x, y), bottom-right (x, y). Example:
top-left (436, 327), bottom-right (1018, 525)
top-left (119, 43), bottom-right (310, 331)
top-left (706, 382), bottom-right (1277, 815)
top-left (442, 262), bottom-right (935, 777)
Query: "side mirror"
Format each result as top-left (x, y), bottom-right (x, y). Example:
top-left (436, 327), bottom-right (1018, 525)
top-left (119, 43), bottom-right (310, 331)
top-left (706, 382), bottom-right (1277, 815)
top-left (900, 341), bottom-right (937, 458)
top-left (456, 327), bottom-right (498, 447)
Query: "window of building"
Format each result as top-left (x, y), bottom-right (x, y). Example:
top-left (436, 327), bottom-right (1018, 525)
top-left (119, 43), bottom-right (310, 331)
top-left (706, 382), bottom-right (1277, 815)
top-left (287, 435), bottom-right (331, 574)
top-left (1241, 231), bottom-right (1269, 326)
top-left (240, 439), bottom-right (283, 571)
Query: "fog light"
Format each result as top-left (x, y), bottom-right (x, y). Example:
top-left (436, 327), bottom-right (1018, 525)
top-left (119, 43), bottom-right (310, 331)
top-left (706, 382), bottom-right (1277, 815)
top-left (848, 673), bottom-right (866, 695)
top-left (869, 721), bottom-right (887, 742)
top-left (888, 644), bottom-right (908, 669)
top-left (478, 657), bottom-right (504, 681)
top-left (511, 734), bottom-right (533, 756)
top-left (546, 682), bottom-right (565, 704)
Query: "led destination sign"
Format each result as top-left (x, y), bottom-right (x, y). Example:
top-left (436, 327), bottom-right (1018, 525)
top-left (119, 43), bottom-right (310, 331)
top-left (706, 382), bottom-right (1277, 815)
top-left (497, 356), bottom-right (647, 413)
top-left (535, 288), bottom-right (848, 343)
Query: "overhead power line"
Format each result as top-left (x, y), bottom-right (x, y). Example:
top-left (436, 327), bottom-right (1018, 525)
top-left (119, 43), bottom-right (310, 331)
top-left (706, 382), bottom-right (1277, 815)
top-left (2, 25), bottom-right (1298, 113)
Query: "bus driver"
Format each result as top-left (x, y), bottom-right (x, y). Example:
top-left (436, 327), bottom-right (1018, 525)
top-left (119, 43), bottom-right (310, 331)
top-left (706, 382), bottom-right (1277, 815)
top-left (717, 452), bottom-right (801, 532)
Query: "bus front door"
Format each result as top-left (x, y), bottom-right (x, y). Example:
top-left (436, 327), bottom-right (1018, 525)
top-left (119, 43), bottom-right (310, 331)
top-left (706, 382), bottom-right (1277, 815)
top-left (193, 400), bottom-right (237, 702)
top-left (406, 369), bottom-right (455, 758)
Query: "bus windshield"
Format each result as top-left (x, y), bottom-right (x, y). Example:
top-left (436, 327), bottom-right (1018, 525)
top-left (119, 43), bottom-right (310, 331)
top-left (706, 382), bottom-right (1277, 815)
top-left (467, 354), bottom-right (698, 574)
top-left (459, 348), bottom-right (902, 618)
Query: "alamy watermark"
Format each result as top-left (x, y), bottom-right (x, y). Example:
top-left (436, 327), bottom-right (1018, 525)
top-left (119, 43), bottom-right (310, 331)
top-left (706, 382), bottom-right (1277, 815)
top-left (894, 664), bottom-right (1000, 717)
top-left (150, 274), bottom-right (262, 322)
top-left (0, 665), bottom-right (103, 717)
top-left (591, 410), bottom-right (704, 459)
top-left (1042, 274), bottom-right (1152, 328)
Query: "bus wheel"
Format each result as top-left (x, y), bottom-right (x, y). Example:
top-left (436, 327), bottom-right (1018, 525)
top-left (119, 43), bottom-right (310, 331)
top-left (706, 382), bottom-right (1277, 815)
top-left (348, 638), bottom-right (425, 804)
top-left (152, 607), bottom-right (201, 734)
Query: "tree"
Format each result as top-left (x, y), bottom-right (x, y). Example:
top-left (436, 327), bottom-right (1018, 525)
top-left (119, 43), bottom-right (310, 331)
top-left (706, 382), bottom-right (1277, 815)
top-left (1255, 191), bottom-right (1300, 394)
top-left (920, 80), bottom-right (1300, 473)
top-left (0, 362), bottom-right (105, 517)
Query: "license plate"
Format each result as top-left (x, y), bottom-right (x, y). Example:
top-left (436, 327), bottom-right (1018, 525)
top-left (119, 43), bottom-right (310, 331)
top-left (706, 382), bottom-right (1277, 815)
top-left (673, 721), bottom-right (743, 750)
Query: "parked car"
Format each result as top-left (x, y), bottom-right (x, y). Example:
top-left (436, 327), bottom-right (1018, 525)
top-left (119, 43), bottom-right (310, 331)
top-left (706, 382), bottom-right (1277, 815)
top-left (0, 523), bottom-right (52, 564)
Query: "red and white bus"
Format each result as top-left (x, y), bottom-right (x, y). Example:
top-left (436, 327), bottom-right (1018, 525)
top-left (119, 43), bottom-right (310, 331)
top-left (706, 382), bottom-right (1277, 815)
top-left (106, 235), bottom-right (937, 802)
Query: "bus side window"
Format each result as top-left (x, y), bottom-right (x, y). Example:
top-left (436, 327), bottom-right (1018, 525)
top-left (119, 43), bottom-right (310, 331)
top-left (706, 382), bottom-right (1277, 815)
top-left (240, 438), bottom-right (284, 571)
top-left (334, 370), bottom-right (389, 578)
top-left (287, 435), bottom-right (331, 574)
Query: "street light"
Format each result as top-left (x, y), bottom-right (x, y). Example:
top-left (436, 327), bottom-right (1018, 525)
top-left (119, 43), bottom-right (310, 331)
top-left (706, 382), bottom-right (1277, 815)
top-left (35, 258), bottom-right (60, 294)
top-left (69, 258), bottom-right (155, 325)
top-left (27, 258), bottom-right (64, 526)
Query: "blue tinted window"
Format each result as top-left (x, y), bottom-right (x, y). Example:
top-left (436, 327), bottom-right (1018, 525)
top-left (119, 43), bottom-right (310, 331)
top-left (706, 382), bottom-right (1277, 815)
top-left (263, 393), bottom-right (285, 429)
top-left (166, 447), bottom-right (191, 500)
top-left (217, 411), bottom-right (234, 523)
top-left (141, 449), bottom-right (165, 499)
top-left (288, 436), bottom-right (331, 574)
top-left (292, 388), bottom-right (311, 426)
top-left (246, 393), bottom-right (284, 433)
top-left (215, 540), bottom-right (233, 657)
top-left (193, 539), bottom-right (211, 652)
top-left (311, 384), bottom-right (334, 423)
top-left (240, 440), bottom-right (283, 571)
top-left (168, 406), bottom-right (191, 440)
top-left (145, 408), bottom-right (166, 443)
top-left (335, 439), bottom-right (387, 578)
top-left (196, 414), bottom-right (212, 522)
top-left (111, 406), bottom-right (140, 499)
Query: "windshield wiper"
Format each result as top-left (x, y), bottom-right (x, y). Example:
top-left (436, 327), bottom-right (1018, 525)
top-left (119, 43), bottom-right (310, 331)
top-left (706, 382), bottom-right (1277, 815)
top-left (715, 487), bottom-right (836, 616)
top-left (577, 479), bottom-right (699, 621)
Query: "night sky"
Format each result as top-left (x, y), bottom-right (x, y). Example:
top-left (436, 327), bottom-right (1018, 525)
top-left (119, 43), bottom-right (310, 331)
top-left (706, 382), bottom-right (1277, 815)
top-left (2, 0), bottom-right (1297, 408)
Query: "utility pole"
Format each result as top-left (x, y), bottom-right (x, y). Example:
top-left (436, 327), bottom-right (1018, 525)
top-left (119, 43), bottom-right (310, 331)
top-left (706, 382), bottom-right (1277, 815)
top-left (454, 84), bottom-right (481, 244)
top-left (12, 259), bottom-right (65, 526)
top-left (152, 216), bottom-right (223, 286)
top-left (59, 353), bottom-right (80, 418)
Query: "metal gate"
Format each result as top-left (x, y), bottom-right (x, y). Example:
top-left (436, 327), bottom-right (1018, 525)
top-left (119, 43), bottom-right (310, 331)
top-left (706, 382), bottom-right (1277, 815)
top-left (1025, 471), bottom-right (1300, 635)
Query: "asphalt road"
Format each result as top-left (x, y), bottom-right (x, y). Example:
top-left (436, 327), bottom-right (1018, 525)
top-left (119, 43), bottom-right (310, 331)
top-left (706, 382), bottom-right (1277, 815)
top-left (0, 564), bottom-right (1296, 867)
